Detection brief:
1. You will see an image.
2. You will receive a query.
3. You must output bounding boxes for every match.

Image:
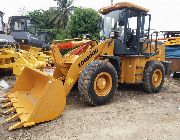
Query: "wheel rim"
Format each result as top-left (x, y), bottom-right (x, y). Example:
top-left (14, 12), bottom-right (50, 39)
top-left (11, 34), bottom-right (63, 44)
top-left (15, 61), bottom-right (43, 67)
top-left (94, 72), bottom-right (112, 96)
top-left (152, 69), bottom-right (162, 87)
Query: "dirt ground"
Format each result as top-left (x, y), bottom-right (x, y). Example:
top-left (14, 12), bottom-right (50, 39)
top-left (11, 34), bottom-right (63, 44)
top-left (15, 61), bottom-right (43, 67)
top-left (0, 76), bottom-right (179, 140)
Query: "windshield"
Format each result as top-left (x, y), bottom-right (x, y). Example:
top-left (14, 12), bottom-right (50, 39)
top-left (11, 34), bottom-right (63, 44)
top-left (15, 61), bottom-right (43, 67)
top-left (100, 10), bottom-right (125, 39)
top-left (11, 18), bottom-right (26, 31)
top-left (26, 19), bottom-right (36, 34)
top-left (11, 18), bottom-right (36, 34)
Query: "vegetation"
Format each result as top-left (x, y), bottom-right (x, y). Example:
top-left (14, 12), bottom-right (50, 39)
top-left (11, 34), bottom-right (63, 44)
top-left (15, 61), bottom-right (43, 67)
top-left (26, 0), bottom-right (100, 40)
top-left (28, 9), bottom-right (54, 29)
top-left (53, 0), bottom-right (74, 29)
top-left (68, 7), bottom-right (100, 39)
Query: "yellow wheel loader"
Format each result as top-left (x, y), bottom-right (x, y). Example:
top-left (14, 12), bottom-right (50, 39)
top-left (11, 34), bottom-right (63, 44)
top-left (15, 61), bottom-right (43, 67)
top-left (159, 31), bottom-right (180, 78)
top-left (8, 16), bottom-right (53, 66)
top-left (0, 13), bottom-right (47, 76)
top-left (1, 2), bottom-right (170, 130)
top-left (0, 44), bottom-right (46, 76)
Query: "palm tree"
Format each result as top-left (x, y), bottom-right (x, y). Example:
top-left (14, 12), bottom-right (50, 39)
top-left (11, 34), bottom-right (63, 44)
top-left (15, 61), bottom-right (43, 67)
top-left (52, 0), bottom-right (74, 29)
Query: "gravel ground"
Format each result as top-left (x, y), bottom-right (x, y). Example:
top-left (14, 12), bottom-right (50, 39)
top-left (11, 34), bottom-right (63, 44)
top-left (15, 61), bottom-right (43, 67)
top-left (0, 76), bottom-right (179, 140)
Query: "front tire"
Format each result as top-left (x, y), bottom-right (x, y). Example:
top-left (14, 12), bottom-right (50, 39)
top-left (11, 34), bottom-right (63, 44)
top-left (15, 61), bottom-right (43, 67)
top-left (143, 61), bottom-right (165, 93)
top-left (78, 60), bottom-right (117, 106)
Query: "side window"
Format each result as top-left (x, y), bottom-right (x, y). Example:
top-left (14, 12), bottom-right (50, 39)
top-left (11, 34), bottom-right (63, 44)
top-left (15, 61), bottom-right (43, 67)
top-left (12, 19), bottom-right (26, 31)
top-left (128, 16), bottom-right (137, 35)
top-left (27, 19), bottom-right (36, 34)
top-left (0, 16), bottom-right (3, 32)
top-left (14, 21), bottom-right (25, 31)
top-left (143, 15), bottom-right (150, 38)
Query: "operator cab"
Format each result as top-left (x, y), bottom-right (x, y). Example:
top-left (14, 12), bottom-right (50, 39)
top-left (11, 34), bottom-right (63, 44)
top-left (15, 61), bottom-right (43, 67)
top-left (0, 11), bottom-right (16, 48)
top-left (99, 2), bottom-right (151, 55)
top-left (8, 16), bottom-right (52, 49)
top-left (0, 11), bottom-right (4, 34)
top-left (9, 16), bottom-right (36, 34)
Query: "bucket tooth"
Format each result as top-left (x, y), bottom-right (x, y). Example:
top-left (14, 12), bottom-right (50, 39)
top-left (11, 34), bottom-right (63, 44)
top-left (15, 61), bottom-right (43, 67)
top-left (0, 98), bottom-right (10, 103)
top-left (24, 122), bottom-right (35, 127)
top-left (8, 94), bottom-right (17, 99)
top-left (4, 107), bottom-right (16, 114)
top-left (0, 93), bottom-right (9, 98)
top-left (6, 114), bottom-right (20, 123)
top-left (8, 122), bottom-right (24, 131)
top-left (8, 97), bottom-right (18, 103)
top-left (10, 98), bottom-right (17, 103)
top-left (2, 102), bottom-right (13, 108)
top-left (8, 95), bottom-right (17, 99)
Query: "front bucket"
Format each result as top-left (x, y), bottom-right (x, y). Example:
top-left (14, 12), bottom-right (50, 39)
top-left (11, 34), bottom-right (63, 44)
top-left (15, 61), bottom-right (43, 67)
top-left (1, 67), bottom-right (66, 130)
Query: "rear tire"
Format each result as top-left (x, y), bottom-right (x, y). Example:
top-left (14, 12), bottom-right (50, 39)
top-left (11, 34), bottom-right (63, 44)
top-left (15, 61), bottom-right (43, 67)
top-left (78, 60), bottom-right (117, 106)
top-left (173, 72), bottom-right (180, 78)
top-left (143, 61), bottom-right (165, 93)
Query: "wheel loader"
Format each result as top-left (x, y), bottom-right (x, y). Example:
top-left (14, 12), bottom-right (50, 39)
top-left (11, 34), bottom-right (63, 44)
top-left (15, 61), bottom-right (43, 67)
top-left (0, 46), bottom-right (46, 76)
top-left (8, 16), bottom-right (53, 65)
top-left (0, 11), bottom-right (4, 34)
top-left (1, 2), bottom-right (170, 130)
top-left (0, 12), bottom-right (46, 76)
top-left (159, 31), bottom-right (180, 77)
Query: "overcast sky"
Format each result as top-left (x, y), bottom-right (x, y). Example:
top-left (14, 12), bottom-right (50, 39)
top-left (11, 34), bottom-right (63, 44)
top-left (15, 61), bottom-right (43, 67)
top-left (0, 0), bottom-right (180, 31)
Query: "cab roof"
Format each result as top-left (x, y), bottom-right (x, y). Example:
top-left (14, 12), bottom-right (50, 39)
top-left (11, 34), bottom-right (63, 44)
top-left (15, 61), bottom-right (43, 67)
top-left (99, 2), bottom-right (149, 15)
top-left (9, 16), bottom-right (31, 20)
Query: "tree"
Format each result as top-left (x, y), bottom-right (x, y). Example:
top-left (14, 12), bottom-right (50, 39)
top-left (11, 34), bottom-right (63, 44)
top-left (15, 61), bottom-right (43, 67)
top-left (27, 8), bottom-right (70, 40)
top-left (68, 7), bottom-right (101, 39)
top-left (28, 9), bottom-right (55, 29)
top-left (52, 0), bottom-right (74, 29)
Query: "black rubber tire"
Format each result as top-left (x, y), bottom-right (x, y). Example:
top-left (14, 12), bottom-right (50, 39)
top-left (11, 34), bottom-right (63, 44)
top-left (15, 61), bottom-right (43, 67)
top-left (78, 60), bottom-right (117, 106)
top-left (0, 69), bottom-right (13, 76)
top-left (173, 72), bottom-right (180, 78)
top-left (143, 61), bottom-right (165, 93)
